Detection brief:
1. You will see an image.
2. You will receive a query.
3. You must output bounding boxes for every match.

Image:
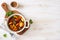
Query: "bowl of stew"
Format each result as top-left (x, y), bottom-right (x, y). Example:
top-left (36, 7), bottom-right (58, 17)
top-left (5, 13), bottom-right (29, 34)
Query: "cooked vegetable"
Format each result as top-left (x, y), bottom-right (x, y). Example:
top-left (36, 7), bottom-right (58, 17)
top-left (29, 19), bottom-right (33, 24)
top-left (16, 23), bottom-right (19, 26)
top-left (21, 18), bottom-right (24, 22)
top-left (9, 22), bottom-right (12, 25)
top-left (14, 15), bottom-right (22, 21)
top-left (19, 22), bottom-right (24, 27)
top-left (6, 11), bottom-right (13, 17)
top-left (8, 15), bottom-right (24, 31)
top-left (10, 25), bottom-right (13, 28)
top-left (14, 15), bottom-right (18, 18)
top-left (3, 34), bottom-right (7, 38)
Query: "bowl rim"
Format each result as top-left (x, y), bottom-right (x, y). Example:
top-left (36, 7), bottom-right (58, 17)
top-left (5, 13), bottom-right (26, 33)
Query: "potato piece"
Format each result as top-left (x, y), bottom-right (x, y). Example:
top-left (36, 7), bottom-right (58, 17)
top-left (14, 16), bottom-right (17, 18)
top-left (19, 22), bottom-right (24, 27)
top-left (13, 27), bottom-right (17, 31)
top-left (13, 24), bottom-right (17, 31)
top-left (9, 22), bottom-right (12, 25)
top-left (10, 25), bottom-right (14, 29)
top-left (21, 18), bottom-right (24, 22)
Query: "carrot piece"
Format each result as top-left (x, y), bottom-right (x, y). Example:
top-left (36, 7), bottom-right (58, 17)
top-left (16, 23), bottom-right (19, 26)
top-left (9, 22), bottom-right (12, 25)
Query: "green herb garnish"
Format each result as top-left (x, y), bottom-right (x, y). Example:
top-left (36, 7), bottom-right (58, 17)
top-left (29, 19), bottom-right (33, 24)
top-left (6, 11), bottom-right (13, 17)
top-left (3, 34), bottom-right (7, 38)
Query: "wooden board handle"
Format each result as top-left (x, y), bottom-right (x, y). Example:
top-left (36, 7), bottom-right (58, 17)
top-left (1, 3), bottom-right (10, 12)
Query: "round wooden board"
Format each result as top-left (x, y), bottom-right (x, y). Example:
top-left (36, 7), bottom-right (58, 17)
top-left (1, 3), bottom-right (29, 35)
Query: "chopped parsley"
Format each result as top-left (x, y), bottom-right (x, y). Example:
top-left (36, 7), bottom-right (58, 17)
top-left (29, 19), bottom-right (33, 24)
top-left (3, 34), bottom-right (7, 38)
top-left (6, 11), bottom-right (13, 17)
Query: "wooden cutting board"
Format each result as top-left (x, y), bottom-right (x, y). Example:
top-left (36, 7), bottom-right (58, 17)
top-left (1, 3), bottom-right (29, 35)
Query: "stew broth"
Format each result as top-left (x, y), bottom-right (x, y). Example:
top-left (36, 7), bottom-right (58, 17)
top-left (8, 15), bottom-right (24, 31)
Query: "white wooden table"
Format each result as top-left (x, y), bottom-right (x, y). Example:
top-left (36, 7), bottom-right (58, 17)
top-left (0, 0), bottom-right (60, 40)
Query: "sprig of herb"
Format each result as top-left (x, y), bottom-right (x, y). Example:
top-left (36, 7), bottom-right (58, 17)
top-left (29, 19), bottom-right (33, 24)
top-left (6, 11), bottom-right (13, 17)
top-left (3, 34), bottom-right (7, 38)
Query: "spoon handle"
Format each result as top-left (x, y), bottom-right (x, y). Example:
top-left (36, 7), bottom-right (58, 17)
top-left (1, 3), bottom-right (10, 13)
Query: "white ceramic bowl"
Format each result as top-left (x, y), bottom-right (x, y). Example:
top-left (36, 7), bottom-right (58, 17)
top-left (5, 13), bottom-right (29, 34)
